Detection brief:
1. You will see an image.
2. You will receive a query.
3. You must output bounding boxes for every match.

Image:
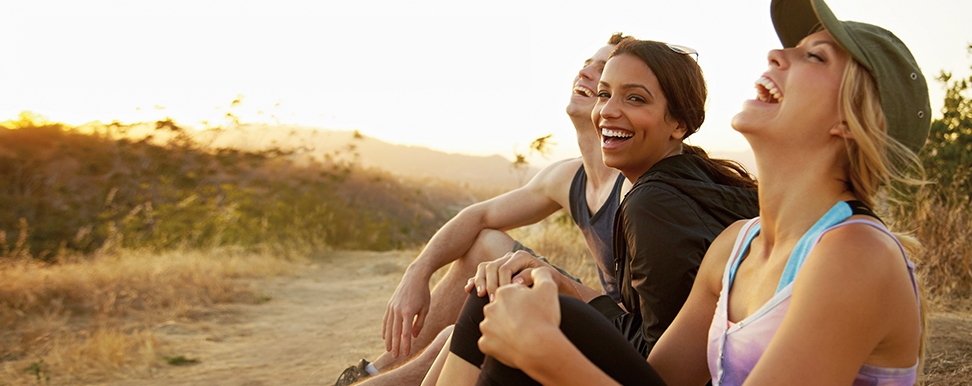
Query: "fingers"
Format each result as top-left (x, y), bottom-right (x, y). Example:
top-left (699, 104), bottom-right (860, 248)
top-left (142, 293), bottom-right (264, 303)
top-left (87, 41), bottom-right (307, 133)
top-left (471, 251), bottom-right (546, 300)
top-left (382, 303), bottom-right (389, 341)
top-left (400, 316), bottom-right (413, 357)
top-left (473, 252), bottom-right (509, 297)
top-left (477, 267), bottom-right (564, 365)
top-left (530, 268), bottom-right (562, 302)
top-left (477, 283), bottom-right (536, 366)
top-left (383, 305), bottom-right (395, 352)
top-left (473, 262), bottom-right (488, 297)
top-left (511, 267), bottom-right (535, 286)
top-left (413, 307), bottom-right (427, 338)
top-left (531, 266), bottom-right (556, 286)
top-left (485, 263), bottom-right (514, 299)
top-left (391, 313), bottom-right (403, 357)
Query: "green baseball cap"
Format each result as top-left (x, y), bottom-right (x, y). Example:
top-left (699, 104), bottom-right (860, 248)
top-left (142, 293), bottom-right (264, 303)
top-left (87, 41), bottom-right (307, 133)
top-left (771, 0), bottom-right (930, 153)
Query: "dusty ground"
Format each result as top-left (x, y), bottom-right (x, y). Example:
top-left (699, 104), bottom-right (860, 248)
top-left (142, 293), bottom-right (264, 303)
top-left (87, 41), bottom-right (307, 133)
top-left (101, 250), bottom-right (971, 386)
top-left (97, 250), bottom-right (408, 386)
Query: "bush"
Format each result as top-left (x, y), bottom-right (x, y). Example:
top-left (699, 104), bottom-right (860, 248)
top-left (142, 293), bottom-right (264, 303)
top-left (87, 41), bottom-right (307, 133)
top-left (0, 115), bottom-right (468, 259)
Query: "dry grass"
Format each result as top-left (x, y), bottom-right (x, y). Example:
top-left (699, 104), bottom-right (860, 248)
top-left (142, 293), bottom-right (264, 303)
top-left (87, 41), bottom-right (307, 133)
top-left (891, 187), bottom-right (972, 385)
top-left (2, 193), bottom-right (969, 384)
top-left (892, 187), bottom-right (972, 312)
top-left (0, 247), bottom-right (297, 385)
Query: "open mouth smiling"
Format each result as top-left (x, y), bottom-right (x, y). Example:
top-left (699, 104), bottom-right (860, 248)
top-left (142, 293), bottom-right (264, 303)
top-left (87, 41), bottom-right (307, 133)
top-left (601, 128), bottom-right (633, 145)
top-left (574, 85), bottom-right (594, 98)
top-left (755, 76), bottom-right (783, 103)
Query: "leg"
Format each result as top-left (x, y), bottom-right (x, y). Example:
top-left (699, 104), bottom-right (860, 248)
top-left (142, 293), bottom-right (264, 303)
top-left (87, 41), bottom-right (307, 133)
top-left (477, 296), bottom-right (665, 386)
top-left (372, 229), bottom-right (515, 371)
top-left (420, 328), bottom-right (454, 386)
top-left (358, 325), bottom-right (455, 386)
top-left (434, 292), bottom-right (491, 384)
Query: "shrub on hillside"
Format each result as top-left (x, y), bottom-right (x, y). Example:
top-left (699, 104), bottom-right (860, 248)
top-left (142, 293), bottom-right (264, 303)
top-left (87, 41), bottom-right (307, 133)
top-left (0, 116), bottom-right (466, 258)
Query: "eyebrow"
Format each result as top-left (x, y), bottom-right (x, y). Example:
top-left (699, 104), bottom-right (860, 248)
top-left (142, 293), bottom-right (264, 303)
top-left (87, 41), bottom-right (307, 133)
top-left (810, 40), bottom-right (840, 50)
top-left (799, 36), bottom-right (843, 53)
top-left (599, 81), bottom-right (654, 98)
top-left (584, 58), bottom-right (606, 67)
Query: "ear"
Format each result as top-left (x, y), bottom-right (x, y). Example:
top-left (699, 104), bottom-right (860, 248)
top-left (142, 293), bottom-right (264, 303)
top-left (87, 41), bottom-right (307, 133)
top-left (829, 121), bottom-right (853, 139)
top-left (671, 120), bottom-right (689, 141)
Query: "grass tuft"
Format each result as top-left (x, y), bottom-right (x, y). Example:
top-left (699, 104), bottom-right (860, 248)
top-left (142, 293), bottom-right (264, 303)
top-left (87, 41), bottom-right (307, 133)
top-left (162, 355), bottom-right (200, 366)
top-left (0, 248), bottom-right (296, 384)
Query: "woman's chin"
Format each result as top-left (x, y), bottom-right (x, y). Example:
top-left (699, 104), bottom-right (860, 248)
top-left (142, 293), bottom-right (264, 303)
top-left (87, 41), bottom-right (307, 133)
top-left (602, 157), bottom-right (630, 175)
top-left (730, 110), bottom-right (762, 135)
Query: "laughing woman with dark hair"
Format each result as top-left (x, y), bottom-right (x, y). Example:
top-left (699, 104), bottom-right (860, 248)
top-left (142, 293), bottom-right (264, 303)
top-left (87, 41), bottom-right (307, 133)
top-left (429, 37), bottom-right (760, 385)
top-left (442, 0), bottom-right (931, 385)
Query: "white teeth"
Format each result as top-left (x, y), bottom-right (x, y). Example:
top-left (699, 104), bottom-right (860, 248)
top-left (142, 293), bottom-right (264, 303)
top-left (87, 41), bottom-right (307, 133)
top-left (601, 128), bottom-right (633, 138)
top-left (573, 86), bottom-right (594, 97)
top-left (755, 76), bottom-right (783, 103)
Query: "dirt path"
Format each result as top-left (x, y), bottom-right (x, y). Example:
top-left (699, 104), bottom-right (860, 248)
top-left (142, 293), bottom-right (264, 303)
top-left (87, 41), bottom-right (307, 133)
top-left (102, 250), bottom-right (410, 386)
top-left (104, 250), bottom-right (972, 385)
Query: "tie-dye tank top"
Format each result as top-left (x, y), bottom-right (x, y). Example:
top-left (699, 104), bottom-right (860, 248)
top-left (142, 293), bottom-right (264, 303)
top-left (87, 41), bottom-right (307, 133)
top-left (707, 201), bottom-right (920, 386)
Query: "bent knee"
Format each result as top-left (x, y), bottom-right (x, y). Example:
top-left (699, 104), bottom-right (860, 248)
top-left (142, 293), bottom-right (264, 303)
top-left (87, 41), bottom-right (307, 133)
top-left (436, 324), bottom-right (455, 341)
top-left (463, 229), bottom-right (515, 265)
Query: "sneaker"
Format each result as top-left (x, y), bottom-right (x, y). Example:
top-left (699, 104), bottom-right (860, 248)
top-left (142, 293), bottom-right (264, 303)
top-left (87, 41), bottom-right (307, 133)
top-left (333, 359), bottom-right (371, 386)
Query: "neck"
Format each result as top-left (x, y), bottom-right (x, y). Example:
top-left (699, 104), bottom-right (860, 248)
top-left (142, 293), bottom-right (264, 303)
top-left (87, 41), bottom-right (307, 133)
top-left (751, 144), bottom-right (856, 247)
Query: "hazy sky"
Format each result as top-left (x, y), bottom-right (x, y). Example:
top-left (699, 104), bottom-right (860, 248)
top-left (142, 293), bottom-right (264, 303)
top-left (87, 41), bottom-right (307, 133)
top-left (2, 0), bottom-right (970, 164)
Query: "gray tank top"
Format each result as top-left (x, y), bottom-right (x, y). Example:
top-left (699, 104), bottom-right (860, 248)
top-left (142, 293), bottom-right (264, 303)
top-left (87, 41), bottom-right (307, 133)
top-left (569, 165), bottom-right (625, 303)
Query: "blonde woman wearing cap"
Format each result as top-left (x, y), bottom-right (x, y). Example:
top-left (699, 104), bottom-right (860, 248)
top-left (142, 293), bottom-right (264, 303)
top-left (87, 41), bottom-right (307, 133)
top-left (463, 0), bottom-right (930, 385)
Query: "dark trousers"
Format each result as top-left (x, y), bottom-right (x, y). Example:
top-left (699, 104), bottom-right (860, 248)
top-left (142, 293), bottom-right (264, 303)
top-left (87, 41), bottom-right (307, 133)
top-left (449, 292), bottom-right (666, 386)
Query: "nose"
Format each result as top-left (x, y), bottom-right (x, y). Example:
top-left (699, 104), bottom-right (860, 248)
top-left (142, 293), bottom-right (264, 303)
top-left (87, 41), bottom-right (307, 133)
top-left (767, 48), bottom-right (787, 69)
top-left (578, 63), bottom-right (597, 81)
top-left (595, 94), bottom-right (621, 120)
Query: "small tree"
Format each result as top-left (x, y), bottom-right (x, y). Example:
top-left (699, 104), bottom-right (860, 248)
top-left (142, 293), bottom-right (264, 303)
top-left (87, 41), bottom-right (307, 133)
top-left (511, 134), bottom-right (556, 186)
top-left (921, 44), bottom-right (972, 202)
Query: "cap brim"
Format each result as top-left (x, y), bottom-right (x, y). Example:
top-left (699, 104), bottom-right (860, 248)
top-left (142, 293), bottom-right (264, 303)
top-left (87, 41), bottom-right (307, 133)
top-left (772, 0), bottom-right (867, 71)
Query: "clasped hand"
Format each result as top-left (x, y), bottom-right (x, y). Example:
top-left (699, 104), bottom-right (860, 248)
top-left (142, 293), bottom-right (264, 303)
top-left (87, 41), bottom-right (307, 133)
top-left (478, 266), bottom-right (564, 369)
top-left (464, 250), bottom-right (577, 301)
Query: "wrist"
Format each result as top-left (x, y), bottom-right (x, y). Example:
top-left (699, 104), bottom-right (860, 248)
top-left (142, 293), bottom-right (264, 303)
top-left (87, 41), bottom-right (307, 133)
top-left (405, 261), bottom-right (435, 281)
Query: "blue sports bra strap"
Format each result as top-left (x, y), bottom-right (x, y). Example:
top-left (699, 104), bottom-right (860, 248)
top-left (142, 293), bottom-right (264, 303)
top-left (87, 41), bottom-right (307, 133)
top-left (774, 201), bottom-right (854, 293)
top-left (727, 219), bottom-right (761, 290)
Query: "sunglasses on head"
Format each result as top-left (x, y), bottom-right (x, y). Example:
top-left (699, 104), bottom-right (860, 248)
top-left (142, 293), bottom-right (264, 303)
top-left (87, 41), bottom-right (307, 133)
top-left (666, 43), bottom-right (699, 61)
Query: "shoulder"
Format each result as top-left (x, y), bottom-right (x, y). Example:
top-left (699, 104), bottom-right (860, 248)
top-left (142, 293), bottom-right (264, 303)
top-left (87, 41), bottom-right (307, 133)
top-left (621, 179), bottom-right (701, 222)
top-left (794, 217), bottom-right (914, 313)
top-left (698, 220), bottom-right (749, 290)
top-left (810, 218), bottom-right (906, 280)
top-left (624, 177), bottom-right (684, 203)
top-left (527, 157), bottom-right (582, 188)
top-left (515, 157), bottom-right (582, 210)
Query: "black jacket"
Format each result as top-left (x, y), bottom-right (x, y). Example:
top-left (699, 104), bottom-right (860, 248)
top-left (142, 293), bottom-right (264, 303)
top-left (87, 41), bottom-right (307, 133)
top-left (611, 154), bottom-right (759, 356)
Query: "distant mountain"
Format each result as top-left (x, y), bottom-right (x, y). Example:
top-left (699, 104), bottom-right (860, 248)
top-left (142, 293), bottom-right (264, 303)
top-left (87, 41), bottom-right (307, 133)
top-left (160, 124), bottom-right (757, 190)
top-left (193, 125), bottom-right (539, 192)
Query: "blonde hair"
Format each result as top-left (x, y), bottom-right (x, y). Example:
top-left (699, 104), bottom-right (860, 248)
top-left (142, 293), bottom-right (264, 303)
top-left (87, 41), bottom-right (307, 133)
top-left (838, 60), bottom-right (926, 208)
top-left (837, 59), bottom-right (928, 381)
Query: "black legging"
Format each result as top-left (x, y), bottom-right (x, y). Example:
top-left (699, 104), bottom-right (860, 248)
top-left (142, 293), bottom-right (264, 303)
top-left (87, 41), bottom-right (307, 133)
top-left (449, 291), bottom-right (666, 386)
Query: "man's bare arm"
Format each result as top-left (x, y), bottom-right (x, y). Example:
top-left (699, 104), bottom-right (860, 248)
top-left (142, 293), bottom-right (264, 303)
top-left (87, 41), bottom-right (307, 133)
top-left (382, 158), bottom-right (582, 357)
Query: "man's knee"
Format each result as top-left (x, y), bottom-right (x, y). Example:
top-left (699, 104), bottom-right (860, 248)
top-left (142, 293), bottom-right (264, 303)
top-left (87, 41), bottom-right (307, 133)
top-left (462, 229), bottom-right (514, 266)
